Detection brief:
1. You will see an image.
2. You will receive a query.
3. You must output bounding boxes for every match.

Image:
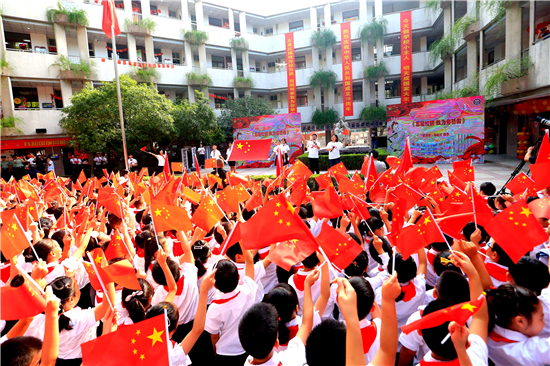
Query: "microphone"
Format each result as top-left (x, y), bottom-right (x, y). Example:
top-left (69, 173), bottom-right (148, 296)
top-left (536, 116), bottom-right (550, 127)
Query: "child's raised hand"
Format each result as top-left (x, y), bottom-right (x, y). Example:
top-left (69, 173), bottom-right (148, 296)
top-left (340, 214), bottom-right (351, 230)
top-left (31, 260), bottom-right (49, 282)
top-left (334, 278), bottom-right (357, 316)
top-left (450, 250), bottom-right (475, 275)
top-left (157, 248), bottom-right (167, 266)
top-left (305, 269), bottom-right (320, 287)
top-left (44, 286), bottom-right (60, 315)
top-left (448, 321), bottom-right (470, 350)
top-left (382, 272), bottom-right (401, 301)
top-left (456, 239), bottom-right (478, 259)
top-left (200, 269), bottom-right (217, 292)
top-left (29, 222), bottom-right (39, 232)
top-left (372, 235), bottom-right (384, 253)
top-left (379, 208), bottom-right (388, 221)
top-left (470, 229), bottom-right (482, 245)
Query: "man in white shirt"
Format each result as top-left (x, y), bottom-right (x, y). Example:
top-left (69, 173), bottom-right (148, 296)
top-left (197, 143), bottom-right (206, 168)
top-left (210, 145), bottom-right (223, 162)
top-left (371, 149), bottom-right (388, 175)
top-left (302, 134), bottom-right (320, 174)
top-left (127, 154), bottom-right (138, 172)
top-left (146, 150), bottom-right (166, 174)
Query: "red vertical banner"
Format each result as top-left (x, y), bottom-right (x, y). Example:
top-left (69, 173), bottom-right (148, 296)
top-left (285, 33), bottom-right (297, 114)
top-left (341, 22), bottom-right (353, 116)
top-left (400, 11), bottom-right (412, 104)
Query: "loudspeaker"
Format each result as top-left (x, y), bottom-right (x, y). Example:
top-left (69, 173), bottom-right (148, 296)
top-left (36, 128), bottom-right (47, 133)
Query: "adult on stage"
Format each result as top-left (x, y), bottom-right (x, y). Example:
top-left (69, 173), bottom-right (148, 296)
top-left (281, 138), bottom-right (290, 165)
top-left (197, 143), bottom-right (206, 169)
top-left (128, 154), bottom-right (138, 172)
top-left (146, 150), bottom-right (166, 175)
top-left (302, 133), bottom-right (320, 174)
top-left (226, 142), bottom-right (236, 173)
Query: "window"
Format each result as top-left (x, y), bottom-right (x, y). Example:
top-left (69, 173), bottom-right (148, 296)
top-left (343, 9), bottom-right (359, 22)
top-left (295, 56), bottom-right (306, 69)
top-left (209, 17), bottom-right (222, 27)
top-left (114, 1), bottom-right (124, 10)
top-left (13, 87), bottom-right (39, 109)
top-left (172, 52), bottom-right (181, 65)
top-left (297, 92), bottom-right (307, 106)
top-left (268, 62), bottom-right (276, 68)
top-left (266, 28), bottom-right (273, 35)
top-left (88, 42), bottom-right (94, 57)
top-left (289, 20), bottom-right (304, 32)
top-left (193, 54), bottom-right (199, 62)
top-left (5, 32), bottom-right (31, 51)
top-left (270, 95), bottom-right (277, 101)
top-left (154, 48), bottom-right (161, 63)
top-left (169, 10), bottom-right (177, 18)
top-left (353, 84), bottom-right (362, 101)
top-left (191, 15), bottom-right (196, 22)
top-left (488, 50), bottom-right (495, 65)
top-left (455, 47), bottom-right (467, 82)
top-left (384, 44), bottom-right (393, 56)
top-left (253, 28), bottom-right (258, 34)
top-left (131, 1), bottom-right (141, 13)
top-left (150, 5), bottom-right (158, 15)
top-left (352, 47), bottom-right (361, 61)
top-left (212, 56), bottom-right (225, 68)
top-left (235, 22), bottom-right (240, 32)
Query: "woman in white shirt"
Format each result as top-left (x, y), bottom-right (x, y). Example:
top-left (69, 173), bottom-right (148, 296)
top-left (325, 134), bottom-right (347, 167)
top-left (197, 144), bottom-right (206, 168)
top-left (226, 142), bottom-right (236, 173)
top-left (146, 150), bottom-right (166, 175)
top-left (281, 138), bottom-right (290, 165)
top-left (46, 157), bottom-right (55, 173)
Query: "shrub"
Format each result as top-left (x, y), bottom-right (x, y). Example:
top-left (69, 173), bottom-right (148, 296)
top-left (0, 58), bottom-right (10, 73)
top-left (229, 37), bottom-right (248, 51)
top-left (183, 30), bottom-right (209, 45)
top-left (124, 17), bottom-right (157, 32)
top-left (309, 70), bottom-right (337, 90)
top-left (364, 60), bottom-right (388, 80)
top-left (311, 108), bottom-right (338, 127)
top-left (128, 66), bottom-right (161, 81)
top-left (360, 105), bottom-right (387, 122)
top-left (187, 71), bottom-right (212, 86)
top-left (297, 151), bottom-right (389, 172)
top-left (310, 28), bottom-right (337, 50)
top-left (50, 55), bottom-right (95, 79)
top-left (46, 1), bottom-right (89, 27)
top-left (233, 76), bottom-right (255, 89)
top-left (358, 17), bottom-right (387, 44)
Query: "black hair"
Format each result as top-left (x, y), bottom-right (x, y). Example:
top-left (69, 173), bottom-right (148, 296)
top-left (122, 279), bottom-right (154, 324)
top-left (263, 284), bottom-right (299, 345)
top-left (50, 230), bottom-right (69, 250)
top-left (480, 182), bottom-right (496, 196)
top-left (53, 207), bottom-right (64, 220)
top-left (108, 214), bottom-right (122, 230)
top-left (526, 196), bottom-right (540, 205)
top-left (364, 217), bottom-right (384, 236)
top-left (371, 149), bottom-right (379, 159)
top-left (144, 236), bottom-right (161, 273)
top-left (276, 265), bottom-right (293, 284)
top-left (301, 252), bottom-right (320, 269)
top-left (30, 238), bottom-right (57, 262)
top-left (238, 303), bottom-right (279, 359)
top-left (152, 257), bottom-right (181, 287)
top-left (298, 207), bottom-right (307, 219)
top-left (306, 319), bottom-right (346, 366)
top-left (146, 302), bottom-right (179, 333)
top-left (433, 250), bottom-right (461, 276)
top-left (368, 236), bottom-right (392, 265)
top-left (120, 169), bottom-right (129, 176)
top-left (462, 222), bottom-right (490, 243)
top-left (430, 236), bottom-right (453, 252)
top-left (304, 202), bottom-right (314, 219)
top-left (142, 214), bottom-right (152, 225)
top-left (388, 252), bottom-right (417, 296)
top-left (213, 222), bottom-right (232, 245)
top-left (135, 231), bottom-right (154, 251)
top-left (1, 336), bottom-right (43, 366)
top-left (226, 241), bottom-right (243, 262)
top-left (344, 251), bottom-right (369, 277)
top-left (242, 208), bottom-right (256, 221)
top-left (214, 259), bottom-right (239, 293)
top-left (508, 257), bottom-right (550, 296)
top-left (348, 232), bottom-right (361, 245)
top-left (490, 243), bottom-right (515, 268)
top-left (487, 197), bottom-right (497, 211)
top-left (348, 277), bottom-right (375, 320)
top-left (191, 240), bottom-right (210, 278)
top-left (421, 300), bottom-right (458, 359)
top-left (486, 284), bottom-right (540, 332)
top-left (39, 217), bottom-right (54, 238)
top-left (436, 270), bottom-right (470, 304)
top-left (50, 276), bottom-right (77, 331)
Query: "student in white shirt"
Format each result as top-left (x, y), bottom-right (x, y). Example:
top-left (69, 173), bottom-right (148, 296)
top-left (197, 143), bottom-right (206, 168)
top-left (227, 141), bottom-right (237, 173)
top-left (204, 243), bottom-right (258, 365)
top-left (302, 133), bottom-right (320, 174)
top-left (325, 134), bottom-right (348, 167)
top-left (118, 279), bottom-right (154, 328)
top-left (69, 156), bottom-right (81, 165)
top-left (270, 140), bottom-right (283, 162)
top-left (281, 138), bottom-right (290, 165)
top-left (210, 145), bottom-right (223, 161)
top-left (127, 154), bottom-right (138, 172)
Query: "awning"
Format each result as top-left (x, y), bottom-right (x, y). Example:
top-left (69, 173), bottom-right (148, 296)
top-left (1, 137), bottom-right (72, 150)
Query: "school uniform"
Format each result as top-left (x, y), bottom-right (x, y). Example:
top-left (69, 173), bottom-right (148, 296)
top-left (169, 339), bottom-right (192, 365)
top-left (488, 325), bottom-right (550, 366)
top-left (359, 317), bottom-right (382, 365)
top-left (416, 334), bottom-right (488, 365)
top-left (276, 311), bottom-right (322, 353)
top-left (365, 270), bottom-right (390, 293)
top-left (367, 252), bottom-right (390, 278)
top-left (211, 150), bottom-right (223, 161)
top-left (539, 287), bottom-right (550, 337)
top-left (116, 308), bottom-right (134, 328)
top-left (281, 144), bottom-right (290, 164)
top-left (288, 268), bottom-right (336, 319)
top-left (483, 259), bottom-right (508, 288)
top-left (425, 248), bottom-right (440, 287)
top-left (244, 337), bottom-right (307, 366)
top-left (399, 306), bottom-right (430, 364)
top-left (204, 276), bottom-right (259, 357)
top-left (234, 261), bottom-right (266, 303)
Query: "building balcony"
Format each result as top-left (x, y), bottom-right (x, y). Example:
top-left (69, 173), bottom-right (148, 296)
top-left (274, 105), bottom-right (314, 122)
top-left (4, 51), bottom-right (60, 79)
top-left (14, 109), bottom-right (64, 136)
top-left (383, 51), bottom-right (437, 75)
top-left (384, 7), bottom-right (441, 35)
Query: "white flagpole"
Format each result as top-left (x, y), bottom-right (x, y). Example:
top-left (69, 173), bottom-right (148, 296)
top-left (86, 252), bottom-right (115, 310)
top-left (471, 184), bottom-right (478, 230)
top-left (110, 1), bottom-right (129, 171)
top-left (163, 307), bottom-right (174, 366)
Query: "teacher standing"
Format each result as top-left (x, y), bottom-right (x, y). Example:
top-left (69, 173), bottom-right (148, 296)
top-left (146, 150), bottom-right (165, 174)
top-left (326, 134), bottom-right (347, 167)
top-left (226, 142), bottom-right (236, 173)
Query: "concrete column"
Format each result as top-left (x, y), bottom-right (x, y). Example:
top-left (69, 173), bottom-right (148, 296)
top-left (420, 36), bottom-right (427, 52)
top-left (231, 48), bottom-right (238, 76)
top-left (233, 88), bottom-right (239, 99)
top-left (244, 89), bottom-right (251, 96)
top-left (127, 34), bottom-right (137, 62)
top-left (479, 29), bottom-right (484, 70)
top-left (180, 0), bottom-right (190, 29)
top-left (0, 76), bottom-right (14, 118)
top-left (325, 46), bottom-right (334, 107)
top-left (324, 4), bottom-right (331, 27)
top-left (359, 0), bottom-right (368, 20)
top-left (144, 35), bottom-right (155, 63)
top-left (444, 58), bottom-right (452, 89)
top-left (60, 80), bottom-right (73, 107)
top-left (310, 7), bottom-right (318, 31)
top-left (529, 1), bottom-right (535, 46)
top-left (76, 27), bottom-right (90, 62)
top-left (141, 0), bottom-right (151, 19)
top-left (312, 45), bottom-right (319, 70)
top-left (505, 5), bottom-right (522, 60)
top-left (188, 85), bottom-right (195, 102)
top-left (195, 1), bottom-right (204, 31)
top-left (198, 44), bottom-right (207, 73)
top-left (184, 41), bottom-right (192, 67)
top-left (443, 6), bottom-right (452, 90)
top-left (242, 50), bottom-right (250, 77)
top-left (374, 0), bottom-right (383, 18)
top-left (0, 16), bottom-right (5, 60)
top-left (54, 24), bottom-right (68, 56)
top-left (228, 8), bottom-right (235, 31)
top-left (421, 76), bottom-right (428, 95)
top-left (239, 11), bottom-right (246, 33)
top-left (363, 79), bottom-right (371, 106)
top-left (376, 39), bottom-right (385, 105)
top-left (466, 38), bottom-right (476, 79)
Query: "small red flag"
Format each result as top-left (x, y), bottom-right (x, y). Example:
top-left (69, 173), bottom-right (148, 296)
top-left (287, 160), bottom-right (313, 181)
top-left (182, 186), bottom-right (201, 205)
top-left (316, 222), bottom-right (363, 270)
top-left (452, 159), bottom-right (472, 170)
top-left (388, 224), bottom-right (429, 260)
top-left (361, 156), bottom-right (378, 191)
top-left (151, 203), bottom-right (192, 233)
top-left (212, 222), bottom-right (241, 256)
top-left (102, 0), bottom-right (121, 39)
top-left (452, 165), bottom-right (475, 183)
top-left (535, 130), bottom-right (550, 164)
top-left (394, 137), bottom-right (413, 178)
top-left (329, 162), bottom-right (349, 177)
top-left (506, 172), bottom-right (537, 196)
top-left (289, 176), bottom-right (307, 207)
top-left (528, 197), bottom-right (550, 220)
top-left (267, 240), bottom-right (318, 271)
top-left (105, 230), bottom-right (129, 260)
top-left (315, 171), bottom-right (332, 190)
top-left (530, 162), bottom-right (550, 191)
top-left (385, 156), bottom-right (402, 170)
top-left (99, 193), bottom-right (123, 218)
top-left (1, 273), bottom-right (46, 320)
top-left (78, 170), bottom-right (87, 184)
top-left (1, 215), bottom-right (30, 260)
top-left (245, 187), bottom-right (263, 211)
top-left (191, 195), bottom-right (224, 232)
top-left (216, 186), bottom-right (240, 213)
top-left (312, 183), bottom-right (344, 219)
top-left (416, 209), bottom-right (447, 245)
top-left (205, 158), bottom-right (217, 169)
top-left (448, 170), bottom-right (467, 191)
top-left (349, 194), bottom-right (372, 221)
top-left (140, 146), bottom-right (147, 152)
top-left (228, 139), bottom-right (273, 161)
top-left (338, 175), bottom-right (365, 195)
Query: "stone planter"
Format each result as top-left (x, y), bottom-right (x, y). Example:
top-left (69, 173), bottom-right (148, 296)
top-left (189, 80), bottom-right (209, 87)
top-left (234, 81), bottom-right (252, 89)
top-left (59, 70), bottom-right (89, 80)
top-left (131, 75), bottom-right (156, 83)
top-left (440, 1), bottom-right (451, 9)
top-left (53, 14), bottom-right (83, 27)
top-left (501, 75), bottom-right (529, 95)
top-left (127, 25), bottom-right (151, 36)
top-left (463, 21), bottom-right (480, 41)
top-left (1, 69), bottom-right (10, 77)
top-left (442, 51), bottom-right (452, 60)
top-left (1, 127), bottom-right (20, 137)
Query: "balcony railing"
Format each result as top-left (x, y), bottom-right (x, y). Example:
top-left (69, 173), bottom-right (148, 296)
top-left (6, 48), bottom-right (57, 55)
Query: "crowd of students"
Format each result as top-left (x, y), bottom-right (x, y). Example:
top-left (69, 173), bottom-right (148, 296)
top-left (1, 145), bottom-right (550, 366)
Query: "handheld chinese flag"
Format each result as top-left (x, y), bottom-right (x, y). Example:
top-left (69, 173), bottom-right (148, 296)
top-left (239, 194), bottom-right (317, 250)
top-left (448, 170), bottom-right (467, 191)
top-left (194, 154), bottom-right (202, 178)
top-left (416, 209), bottom-right (447, 245)
top-left (151, 203), bottom-right (192, 233)
top-left (349, 194), bottom-right (372, 221)
top-left (385, 156), bottom-right (402, 170)
top-left (78, 170), bottom-right (87, 184)
top-left (235, 184), bottom-right (251, 203)
top-left (83, 249), bottom-right (111, 291)
top-left (191, 195), bottom-right (225, 232)
top-left (226, 172), bottom-right (250, 188)
top-left (182, 186), bottom-right (201, 205)
top-left (228, 139), bottom-right (273, 161)
top-left (1, 215), bottom-right (30, 260)
top-left (506, 172), bottom-right (537, 196)
top-left (312, 183), bottom-right (344, 219)
top-left (394, 137), bottom-right (413, 177)
top-left (99, 193), bottom-right (123, 218)
top-left (329, 162), bottom-right (349, 177)
top-left (1, 273), bottom-right (46, 320)
top-left (485, 200), bottom-right (549, 263)
top-left (245, 187), bottom-right (263, 211)
top-left (528, 197), bottom-right (550, 220)
top-left (103, 259), bottom-right (141, 290)
top-left (289, 176), bottom-right (307, 207)
top-left (217, 186), bottom-right (240, 213)
top-left (205, 158), bottom-right (217, 169)
top-left (267, 240), bottom-right (318, 271)
top-left (287, 160), bottom-right (313, 181)
top-left (387, 224), bottom-right (429, 260)
top-left (452, 159), bottom-right (472, 170)
top-left (315, 222), bottom-right (363, 270)
top-left (401, 295), bottom-right (485, 335)
top-left (530, 162), bottom-right (550, 191)
top-left (338, 175), bottom-right (365, 195)
top-left (101, 0), bottom-right (121, 39)
top-left (81, 314), bottom-right (169, 366)
top-left (105, 230), bottom-right (129, 260)
top-left (452, 165), bottom-right (475, 183)
top-left (211, 222), bottom-right (241, 256)
top-left (535, 130), bottom-right (550, 164)
top-left (315, 171), bottom-right (332, 190)
top-left (361, 156), bottom-right (378, 191)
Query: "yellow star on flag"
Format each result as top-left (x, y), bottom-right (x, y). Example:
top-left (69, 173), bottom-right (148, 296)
top-left (154, 209), bottom-right (162, 216)
top-left (147, 327), bottom-right (164, 347)
top-left (136, 330), bottom-right (141, 335)
top-left (461, 303), bottom-right (477, 312)
top-left (94, 254), bottom-right (103, 264)
top-left (423, 217), bottom-right (431, 225)
top-left (520, 207), bottom-right (532, 218)
top-left (237, 143), bottom-right (243, 149)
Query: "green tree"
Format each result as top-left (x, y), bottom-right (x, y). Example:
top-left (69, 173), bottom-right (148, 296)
top-left (171, 91), bottom-right (223, 146)
top-left (217, 96), bottom-right (275, 140)
top-left (59, 75), bottom-right (175, 153)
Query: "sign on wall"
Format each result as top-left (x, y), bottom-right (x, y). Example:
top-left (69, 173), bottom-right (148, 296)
top-left (387, 96), bottom-right (485, 164)
top-left (400, 11), bottom-right (412, 104)
top-left (232, 113), bottom-right (302, 168)
top-left (285, 33), bottom-right (297, 114)
top-left (341, 22), bottom-right (353, 116)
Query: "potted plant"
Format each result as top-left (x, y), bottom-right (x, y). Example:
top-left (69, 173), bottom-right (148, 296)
top-left (310, 28), bottom-right (337, 50)
top-left (364, 60), bottom-right (388, 80)
top-left (128, 66), bottom-right (160, 83)
top-left (125, 17), bottom-right (156, 36)
top-left (50, 55), bottom-right (95, 80)
top-left (1, 116), bottom-right (24, 137)
top-left (233, 76), bottom-right (254, 89)
top-left (0, 58), bottom-right (11, 76)
top-left (229, 37), bottom-right (248, 52)
top-left (500, 56), bottom-right (531, 95)
top-left (183, 29), bottom-right (209, 45)
top-left (358, 17), bottom-right (388, 44)
top-left (46, 1), bottom-right (89, 27)
top-left (186, 71), bottom-right (212, 86)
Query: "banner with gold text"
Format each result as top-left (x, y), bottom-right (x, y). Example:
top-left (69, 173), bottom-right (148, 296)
top-left (401, 11), bottom-right (412, 104)
top-left (341, 22), bottom-right (353, 116)
top-left (285, 33), bottom-right (297, 113)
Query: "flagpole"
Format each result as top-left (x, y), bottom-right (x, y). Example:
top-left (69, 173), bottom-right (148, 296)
top-left (110, 3), bottom-right (129, 171)
top-left (163, 307), bottom-right (174, 366)
top-left (86, 252), bottom-right (115, 311)
top-left (470, 185), bottom-right (478, 230)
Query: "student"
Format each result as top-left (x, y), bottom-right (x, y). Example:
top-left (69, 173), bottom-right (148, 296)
top-left (507, 256), bottom-right (550, 296)
top-left (225, 242), bottom-right (270, 302)
top-left (480, 182), bottom-right (496, 198)
top-left (197, 143), bottom-right (206, 168)
top-left (210, 145), bottom-right (223, 161)
top-left (281, 138), bottom-right (290, 165)
top-left (301, 133), bottom-right (320, 174)
top-left (204, 241), bottom-right (258, 366)
top-left (367, 235), bottom-right (392, 275)
top-left (46, 157), bottom-right (55, 173)
top-left (325, 134), bottom-right (347, 167)
top-left (127, 154), bottom-right (138, 172)
top-left (484, 242), bottom-right (515, 287)
top-left (119, 278), bottom-right (153, 327)
top-left (226, 142), bottom-right (237, 173)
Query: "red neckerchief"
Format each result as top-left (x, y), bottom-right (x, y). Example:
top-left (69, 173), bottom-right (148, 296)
top-left (1, 265), bottom-right (11, 283)
top-left (281, 324), bottom-right (299, 347)
top-left (258, 247), bottom-right (270, 260)
top-left (293, 273), bottom-right (307, 292)
top-left (484, 262), bottom-right (508, 282)
top-left (361, 321), bottom-right (378, 354)
top-left (170, 339), bottom-right (176, 347)
top-left (172, 240), bottom-right (184, 257)
top-left (419, 358), bottom-right (460, 365)
top-left (212, 291), bottom-right (240, 304)
top-left (401, 282), bottom-right (417, 302)
top-left (427, 249), bottom-right (438, 266)
top-left (47, 265), bottom-right (57, 274)
top-left (489, 331), bottom-right (519, 343)
top-left (136, 248), bottom-right (145, 258)
top-left (163, 275), bottom-right (185, 296)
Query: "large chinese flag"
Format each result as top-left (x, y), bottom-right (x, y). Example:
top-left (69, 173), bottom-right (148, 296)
top-left (102, 0), bottom-right (121, 39)
top-left (151, 203), bottom-right (192, 233)
top-left (228, 139), bottom-right (272, 161)
top-left (82, 314), bottom-right (169, 366)
top-left (485, 200), bottom-right (549, 263)
top-left (1, 274), bottom-right (46, 320)
top-left (315, 222), bottom-right (363, 270)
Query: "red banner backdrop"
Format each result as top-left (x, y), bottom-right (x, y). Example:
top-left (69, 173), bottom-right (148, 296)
top-left (1, 137), bottom-right (72, 150)
top-left (285, 33), bottom-right (297, 113)
top-left (400, 11), bottom-right (412, 104)
top-left (341, 22), bottom-right (353, 116)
